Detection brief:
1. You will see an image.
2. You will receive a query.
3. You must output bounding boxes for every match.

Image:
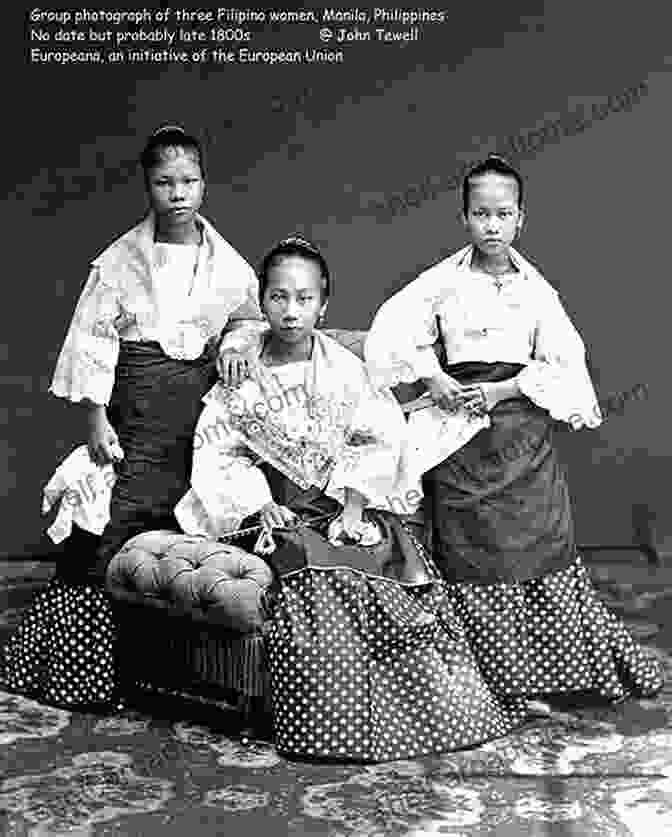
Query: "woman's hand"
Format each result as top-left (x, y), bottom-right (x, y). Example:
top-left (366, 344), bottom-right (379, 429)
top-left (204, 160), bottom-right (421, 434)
top-left (461, 379), bottom-right (523, 414)
top-left (327, 488), bottom-right (381, 545)
top-left (329, 488), bottom-right (365, 543)
top-left (341, 488), bottom-right (366, 531)
top-left (260, 501), bottom-right (296, 530)
top-left (421, 372), bottom-right (472, 413)
top-left (87, 406), bottom-right (124, 467)
top-left (217, 348), bottom-right (253, 387)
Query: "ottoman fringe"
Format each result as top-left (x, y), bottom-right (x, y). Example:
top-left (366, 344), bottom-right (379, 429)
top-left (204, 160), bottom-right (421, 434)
top-left (114, 600), bottom-right (270, 703)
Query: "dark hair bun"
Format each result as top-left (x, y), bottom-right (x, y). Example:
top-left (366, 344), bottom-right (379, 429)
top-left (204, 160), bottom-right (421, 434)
top-left (258, 234), bottom-right (330, 301)
top-left (140, 126), bottom-right (205, 178)
top-left (462, 154), bottom-right (524, 214)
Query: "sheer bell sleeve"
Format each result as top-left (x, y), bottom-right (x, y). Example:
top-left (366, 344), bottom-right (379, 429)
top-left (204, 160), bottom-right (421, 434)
top-left (327, 363), bottom-right (412, 508)
top-left (174, 398), bottom-right (273, 538)
top-left (364, 275), bottom-right (443, 389)
top-left (49, 266), bottom-right (122, 406)
top-left (517, 287), bottom-right (602, 429)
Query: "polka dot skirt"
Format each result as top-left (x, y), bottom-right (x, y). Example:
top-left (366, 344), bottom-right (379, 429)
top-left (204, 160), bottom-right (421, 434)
top-left (266, 568), bottom-right (527, 763)
top-left (445, 556), bottom-right (664, 701)
top-left (2, 578), bottom-right (118, 708)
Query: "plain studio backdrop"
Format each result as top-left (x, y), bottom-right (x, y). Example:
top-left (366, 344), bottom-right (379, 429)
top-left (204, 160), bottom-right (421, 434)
top-left (3, 1), bottom-right (670, 559)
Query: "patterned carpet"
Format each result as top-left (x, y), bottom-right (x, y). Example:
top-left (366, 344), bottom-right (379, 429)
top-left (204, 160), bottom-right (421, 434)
top-left (1, 556), bottom-right (671, 836)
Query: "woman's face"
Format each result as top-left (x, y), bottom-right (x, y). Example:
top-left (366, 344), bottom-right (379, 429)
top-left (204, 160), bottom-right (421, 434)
top-left (262, 255), bottom-right (326, 345)
top-left (463, 173), bottom-right (523, 257)
top-left (146, 146), bottom-right (204, 231)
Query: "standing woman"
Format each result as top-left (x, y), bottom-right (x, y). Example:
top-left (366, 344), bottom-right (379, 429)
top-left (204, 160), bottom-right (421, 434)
top-left (365, 155), bottom-right (663, 706)
top-left (3, 125), bottom-right (263, 708)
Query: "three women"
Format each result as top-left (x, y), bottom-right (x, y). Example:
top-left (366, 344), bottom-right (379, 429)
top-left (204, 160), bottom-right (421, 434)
top-left (2, 136), bottom-right (663, 755)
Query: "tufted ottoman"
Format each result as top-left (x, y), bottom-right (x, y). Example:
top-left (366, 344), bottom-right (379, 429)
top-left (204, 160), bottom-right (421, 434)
top-left (105, 531), bottom-right (275, 714)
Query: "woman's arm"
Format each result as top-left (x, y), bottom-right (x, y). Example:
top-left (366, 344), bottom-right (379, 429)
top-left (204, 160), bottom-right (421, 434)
top-left (82, 401), bottom-right (124, 466)
top-left (515, 287), bottom-right (602, 429)
top-left (216, 270), bottom-right (266, 385)
top-left (50, 266), bottom-right (122, 406)
top-left (50, 266), bottom-right (125, 465)
top-left (175, 397), bottom-right (276, 537)
top-left (364, 273), bottom-right (445, 388)
top-left (365, 267), bottom-right (474, 415)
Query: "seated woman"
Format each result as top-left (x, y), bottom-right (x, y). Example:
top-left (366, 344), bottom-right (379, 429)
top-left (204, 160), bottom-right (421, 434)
top-left (175, 234), bottom-right (529, 761)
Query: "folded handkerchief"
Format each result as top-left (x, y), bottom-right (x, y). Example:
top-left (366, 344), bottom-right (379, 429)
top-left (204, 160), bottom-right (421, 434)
top-left (42, 445), bottom-right (116, 544)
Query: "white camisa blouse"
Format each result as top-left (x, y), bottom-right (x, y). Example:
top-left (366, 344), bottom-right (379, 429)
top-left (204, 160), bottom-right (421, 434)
top-left (50, 212), bottom-right (264, 407)
top-left (176, 330), bottom-right (413, 538)
top-left (365, 244), bottom-right (602, 430)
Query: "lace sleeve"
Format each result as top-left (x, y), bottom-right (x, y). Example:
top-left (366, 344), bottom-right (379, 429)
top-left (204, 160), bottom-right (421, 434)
top-left (49, 266), bottom-right (121, 406)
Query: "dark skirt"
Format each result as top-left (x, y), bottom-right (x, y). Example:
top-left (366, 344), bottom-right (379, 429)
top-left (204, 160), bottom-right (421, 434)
top-left (250, 470), bottom-right (527, 762)
top-left (426, 362), bottom-right (574, 584)
top-left (424, 361), bottom-right (663, 701)
top-left (94, 339), bottom-right (218, 574)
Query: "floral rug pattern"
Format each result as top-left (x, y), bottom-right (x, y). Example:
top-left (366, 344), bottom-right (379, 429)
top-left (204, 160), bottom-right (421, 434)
top-left (1, 559), bottom-right (671, 836)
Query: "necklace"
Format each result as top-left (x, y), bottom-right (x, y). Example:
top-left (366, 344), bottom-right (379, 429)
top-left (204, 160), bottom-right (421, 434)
top-left (473, 260), bottom-right (515, 293)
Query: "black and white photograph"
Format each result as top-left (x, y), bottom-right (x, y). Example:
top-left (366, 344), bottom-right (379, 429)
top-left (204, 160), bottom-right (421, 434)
top-left (2, 2), bottom-right (671, 834)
